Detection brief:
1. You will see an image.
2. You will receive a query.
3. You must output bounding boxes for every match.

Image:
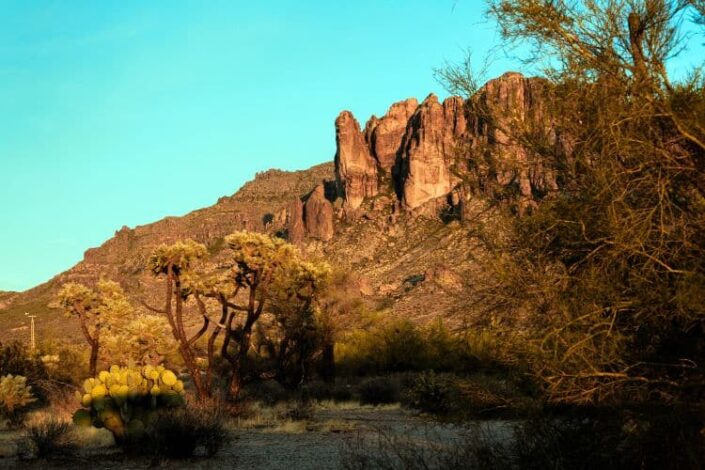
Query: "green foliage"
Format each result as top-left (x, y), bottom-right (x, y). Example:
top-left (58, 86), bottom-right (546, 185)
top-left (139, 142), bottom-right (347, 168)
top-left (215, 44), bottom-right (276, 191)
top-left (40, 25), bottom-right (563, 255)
top-left (336, 317), bottom-right (510, 376)
top-left (0, 374), bottom-right (36, 425)
top-left (74, 364), bottom-right (185, 444)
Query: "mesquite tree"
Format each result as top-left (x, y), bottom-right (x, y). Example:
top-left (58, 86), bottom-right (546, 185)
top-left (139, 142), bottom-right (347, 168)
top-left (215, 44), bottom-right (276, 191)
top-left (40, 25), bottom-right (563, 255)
top-left (57, 280), bottom-right (132, 376)
top-left (445, 0), bottom-right (705, 403)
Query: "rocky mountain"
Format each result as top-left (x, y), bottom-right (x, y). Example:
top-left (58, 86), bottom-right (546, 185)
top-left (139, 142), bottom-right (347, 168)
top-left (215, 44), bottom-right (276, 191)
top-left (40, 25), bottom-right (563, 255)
top-left (0, 72), bottom-right (566, 343)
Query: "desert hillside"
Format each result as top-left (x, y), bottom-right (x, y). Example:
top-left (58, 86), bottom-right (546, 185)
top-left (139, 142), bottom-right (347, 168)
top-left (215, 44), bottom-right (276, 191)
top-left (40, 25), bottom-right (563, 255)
top-left (0, 71), bottom-right (564, 342)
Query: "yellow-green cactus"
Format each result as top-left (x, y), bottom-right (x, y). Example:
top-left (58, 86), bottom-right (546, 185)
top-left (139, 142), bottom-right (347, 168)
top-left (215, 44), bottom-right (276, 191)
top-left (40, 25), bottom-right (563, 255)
top-left (74, 364), bottom-right (186, 443)
top-left (161, 370), bottom-right (177, 387)
top-left (91, 384), bottom-right (107, 399)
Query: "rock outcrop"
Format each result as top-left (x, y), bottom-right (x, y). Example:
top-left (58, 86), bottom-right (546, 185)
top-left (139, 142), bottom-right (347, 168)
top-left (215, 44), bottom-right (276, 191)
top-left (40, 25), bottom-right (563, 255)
top-left (333, 72), bottom-right (561, 214)
top-left (287, 198), bottom-right (305, 245)
top-left (400, 94), bottom-right (467, 209)
top-left (335, 111), bottom-right (378, 210)
top-left (366, 98), bottom-right (418, 174)
top-left (470, 72), bottom-right (559, 210)
top-left (303, 184), bottom-right (334, 241)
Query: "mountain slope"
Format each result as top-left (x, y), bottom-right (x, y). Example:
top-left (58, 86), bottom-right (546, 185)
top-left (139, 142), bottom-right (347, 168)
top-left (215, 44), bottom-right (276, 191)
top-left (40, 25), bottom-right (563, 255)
top-left (0, 164), bottom-right (334, 342)
top-left (1, 72), bottom-right (564, 344)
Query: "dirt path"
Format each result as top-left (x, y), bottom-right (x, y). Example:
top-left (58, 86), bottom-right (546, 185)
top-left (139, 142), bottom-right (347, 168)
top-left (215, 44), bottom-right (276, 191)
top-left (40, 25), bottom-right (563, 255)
top-left (0, 404), bottom-right (503, 469)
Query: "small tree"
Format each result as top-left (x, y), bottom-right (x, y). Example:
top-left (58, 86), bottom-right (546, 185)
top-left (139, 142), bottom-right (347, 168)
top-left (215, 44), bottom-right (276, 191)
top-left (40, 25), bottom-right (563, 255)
top-left (145, 240), bottom-right (210, 399)
top-left (263, 259), bottom-right (331, 387)
top-left (195, 232), bottom-right (330, 397)
top-left (57, 280), bottom-right (132, 376)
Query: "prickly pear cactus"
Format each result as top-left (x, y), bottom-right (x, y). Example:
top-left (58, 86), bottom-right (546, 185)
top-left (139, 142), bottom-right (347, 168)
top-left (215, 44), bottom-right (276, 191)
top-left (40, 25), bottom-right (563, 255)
top-left (72, 365), bottom-right (185, 442)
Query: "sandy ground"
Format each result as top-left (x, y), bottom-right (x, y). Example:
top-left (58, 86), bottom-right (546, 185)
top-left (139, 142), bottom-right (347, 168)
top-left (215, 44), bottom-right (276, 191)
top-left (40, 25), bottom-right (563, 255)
top-left (0, 404), bottom-right (511, 469)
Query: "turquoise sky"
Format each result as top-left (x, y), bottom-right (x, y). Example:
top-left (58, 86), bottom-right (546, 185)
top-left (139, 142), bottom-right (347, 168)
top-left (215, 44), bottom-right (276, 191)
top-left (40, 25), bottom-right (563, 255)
top-left (1, 1), bottom-right (703, 291)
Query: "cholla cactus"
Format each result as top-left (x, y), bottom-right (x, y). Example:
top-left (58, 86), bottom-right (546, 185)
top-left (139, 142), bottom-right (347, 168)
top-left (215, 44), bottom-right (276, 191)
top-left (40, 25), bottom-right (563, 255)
top-left (73, 364), bottom-right (185, 442)
top-left (0, 374), bottom-right (37, 421)
top-left (40, 354), bottom-right (60, 371)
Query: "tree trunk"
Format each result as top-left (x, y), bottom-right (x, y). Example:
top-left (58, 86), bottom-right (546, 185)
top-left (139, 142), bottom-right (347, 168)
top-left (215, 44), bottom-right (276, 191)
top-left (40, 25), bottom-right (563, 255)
top-left (89, 340), bottom-right (99, 377)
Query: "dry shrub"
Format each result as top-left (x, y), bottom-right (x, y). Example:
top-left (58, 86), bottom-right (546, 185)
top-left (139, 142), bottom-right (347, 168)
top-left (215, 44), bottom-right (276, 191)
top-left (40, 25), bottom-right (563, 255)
top-left (341, 424), bottom-right (510, 470)
top-left (21, 416), bottom-right (75, 459)
top-left (147, 402), bottom-right (230, 459)
top-left (442, 0), bottom-right (705, 406)
top-left (409, 372), bottom-right (461, 414)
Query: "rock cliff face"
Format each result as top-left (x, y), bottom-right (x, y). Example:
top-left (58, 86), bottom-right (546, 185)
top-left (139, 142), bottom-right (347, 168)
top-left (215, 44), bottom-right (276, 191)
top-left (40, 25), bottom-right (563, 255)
top-left (287, 198), bottom-right (306, 245)
top-left (333, 71), bottom-right (561, 214)
top-left (366, 98), bottom-right (418, 175)
top-left (399, 94), bottom-right (467, 209)
top-left (334, 111), bottom-right (378, 210)
top-left (469, 72), bottom-right (561, 213)
top-left (303, 184), bottom-right (334, 241)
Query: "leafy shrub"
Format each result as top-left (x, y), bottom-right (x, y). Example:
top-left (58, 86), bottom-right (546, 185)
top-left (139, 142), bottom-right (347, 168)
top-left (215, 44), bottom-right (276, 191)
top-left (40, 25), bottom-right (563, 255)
top-left (336, 318), bottom-right (511, 376)
top-left (148, 405), bottom-right (229, 458)
top-left (0, 374), bottom-right (37, 425)
top-left (410, 372), bottom-right (460, 414)
top-left (23, 417), bottom-right (73, 458)
top-left (73, 364), bottom-right (185, 444)
top-left (358, 377), bottom-right (399, 406)
top-left (37, 341), bottom-right (88, 386)
top-left (0, 342), bottom-right (47, 381)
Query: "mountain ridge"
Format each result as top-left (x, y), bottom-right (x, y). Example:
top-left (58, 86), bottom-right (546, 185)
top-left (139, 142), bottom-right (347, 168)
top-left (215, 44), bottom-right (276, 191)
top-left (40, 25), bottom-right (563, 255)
top-left (0, 71), bottom-right (566, 343)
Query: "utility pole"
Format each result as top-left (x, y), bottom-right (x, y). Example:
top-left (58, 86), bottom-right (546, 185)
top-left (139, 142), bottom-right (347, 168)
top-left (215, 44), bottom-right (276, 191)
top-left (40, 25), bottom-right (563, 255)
top-left (25, 313), bottom-right (36, 352)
